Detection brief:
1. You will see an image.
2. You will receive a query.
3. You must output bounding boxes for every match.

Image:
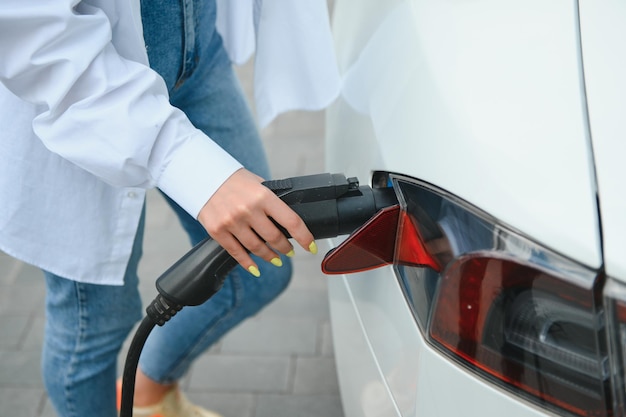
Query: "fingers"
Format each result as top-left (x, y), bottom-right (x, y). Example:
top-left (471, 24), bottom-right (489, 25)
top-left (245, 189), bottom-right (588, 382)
top-left (263, 199), bottom-right (316, 254)
top-left (197, 169), bottom-right (317, 277)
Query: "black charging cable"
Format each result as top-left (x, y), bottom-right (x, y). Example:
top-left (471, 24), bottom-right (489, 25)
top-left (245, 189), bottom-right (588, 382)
top-left (120, 238), bottom-right (235, 417)
top-left (119, 173), bottom-right (397, 417)
top-left (119, 293), bottom-right (190, 416)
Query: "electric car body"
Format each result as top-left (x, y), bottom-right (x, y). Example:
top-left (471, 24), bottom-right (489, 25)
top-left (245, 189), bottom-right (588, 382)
top-left (324, 1), bottom-right (626, 416)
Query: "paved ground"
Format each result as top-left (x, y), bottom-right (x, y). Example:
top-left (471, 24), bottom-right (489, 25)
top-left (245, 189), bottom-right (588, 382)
top-left (0, 58), bottom-right (344, 417)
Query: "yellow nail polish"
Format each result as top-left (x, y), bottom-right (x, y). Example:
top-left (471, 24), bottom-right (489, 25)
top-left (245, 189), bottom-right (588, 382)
top-left (309, 241), bottom-right (318, 255)
top-left (271, 257), bottom-right (283, 267)
top-left (248, 265), bottom-right (261, 277)
top-left (286, 249), bottom-right (295, 258)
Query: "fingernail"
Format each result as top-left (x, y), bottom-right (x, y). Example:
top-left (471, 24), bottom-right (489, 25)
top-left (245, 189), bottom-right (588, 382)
top-left (270, 257), bottom-right (283, 267)
top-left (248, 265), bottom-right (261, 277)
top-left (286, 249), bottom-right (295, 258)
top-left (309, 241), bottom-right (318, 255)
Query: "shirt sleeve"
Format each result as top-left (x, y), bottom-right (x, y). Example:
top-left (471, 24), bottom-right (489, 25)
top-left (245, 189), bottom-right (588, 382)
top-left (0, 0), bottom-right (242, 218)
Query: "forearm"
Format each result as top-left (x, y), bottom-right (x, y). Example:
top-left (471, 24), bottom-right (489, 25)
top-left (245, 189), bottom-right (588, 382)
top-left (0, 0), bottom-right (242, 217)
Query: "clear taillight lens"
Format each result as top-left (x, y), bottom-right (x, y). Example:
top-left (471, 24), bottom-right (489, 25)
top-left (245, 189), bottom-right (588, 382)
top-left (322, 172), bottom-right (617, 417)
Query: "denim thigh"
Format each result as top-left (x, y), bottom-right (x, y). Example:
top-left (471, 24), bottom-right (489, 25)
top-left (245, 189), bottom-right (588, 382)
top-left (42, 209), bottom-right (145, 417)
top-left (142, 0), bottom-right (269, 177)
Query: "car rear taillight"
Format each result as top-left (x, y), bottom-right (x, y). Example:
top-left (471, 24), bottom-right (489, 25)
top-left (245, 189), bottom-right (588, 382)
top-left (322, 172), bottom-right (617, 417)
top-left (430, 255), bottom-right (608, 416)
top-left (604, 280), bottom-right (626, 416)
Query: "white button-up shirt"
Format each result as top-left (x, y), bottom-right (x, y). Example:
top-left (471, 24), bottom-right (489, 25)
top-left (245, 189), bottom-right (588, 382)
top-left (0, 0), bottom-right (339, 285)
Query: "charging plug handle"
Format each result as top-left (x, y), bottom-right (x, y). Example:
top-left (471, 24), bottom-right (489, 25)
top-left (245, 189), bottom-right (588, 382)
top-left (264, 173), bottom-right (397, 239)
top-left (154, 173), bottom-right (397, 308)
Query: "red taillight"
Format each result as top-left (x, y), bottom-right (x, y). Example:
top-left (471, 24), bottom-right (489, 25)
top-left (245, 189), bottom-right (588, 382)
top-left (321, 205), bottom-right (440, 274)
top-left (431, 255), bottom-right (607, 417)
top-left (322, 173), bottom-right (614, 417)
top-left (603, 281), bottom-right (626, 417)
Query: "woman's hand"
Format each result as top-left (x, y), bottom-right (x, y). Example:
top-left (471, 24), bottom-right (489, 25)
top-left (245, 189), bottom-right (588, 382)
top-left (197, 168), bottom-right (317, 277)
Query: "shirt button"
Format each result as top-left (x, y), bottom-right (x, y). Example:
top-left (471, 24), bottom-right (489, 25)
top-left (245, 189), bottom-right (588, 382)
top-left (127, 191), bottom-right (137, 198)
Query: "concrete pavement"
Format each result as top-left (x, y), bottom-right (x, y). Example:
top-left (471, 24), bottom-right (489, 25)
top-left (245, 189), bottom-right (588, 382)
top-left (0, 59), bottom-right (343, 417)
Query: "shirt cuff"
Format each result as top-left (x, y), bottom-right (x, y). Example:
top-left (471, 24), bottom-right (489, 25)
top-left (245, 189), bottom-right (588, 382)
top-left (157, 132), bottom-right (243, 219)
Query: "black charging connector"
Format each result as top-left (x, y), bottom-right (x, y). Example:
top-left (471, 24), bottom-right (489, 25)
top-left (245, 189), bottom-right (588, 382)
top-left (154, 173), bottom-right (396, 308)
top-left (119, 173), bottom-right (398, 417)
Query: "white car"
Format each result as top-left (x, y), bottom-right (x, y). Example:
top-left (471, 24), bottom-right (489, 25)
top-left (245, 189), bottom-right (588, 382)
top-left (323, 1), bottom-right (626, 416)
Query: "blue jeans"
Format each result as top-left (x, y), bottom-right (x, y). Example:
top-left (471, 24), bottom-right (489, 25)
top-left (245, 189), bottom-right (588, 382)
top-left (42, 1), bottom-right (293, 416)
